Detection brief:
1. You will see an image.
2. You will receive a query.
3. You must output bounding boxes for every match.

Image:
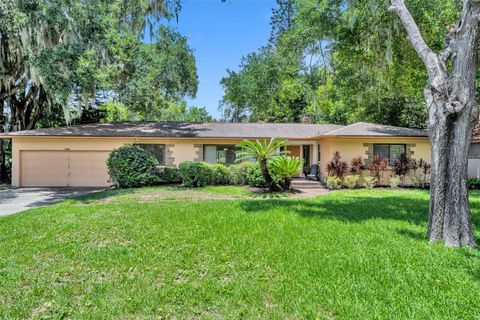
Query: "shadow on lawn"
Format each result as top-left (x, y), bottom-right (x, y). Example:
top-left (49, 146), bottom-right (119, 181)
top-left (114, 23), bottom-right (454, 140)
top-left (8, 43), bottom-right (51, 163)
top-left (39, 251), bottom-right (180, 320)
top-left (239, 192), bottom-right (480, 232)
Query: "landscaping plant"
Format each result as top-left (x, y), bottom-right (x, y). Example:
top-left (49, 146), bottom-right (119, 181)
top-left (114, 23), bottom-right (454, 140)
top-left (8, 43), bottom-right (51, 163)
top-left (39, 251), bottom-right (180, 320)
top-left (228, 162), bottom-right (251, 185)
top-left (392, 153), bottom-right (411, 186)
top-left (326, 176), bottom-right (342, 190)
top-left (236, 138), bottom-right (288, 191)
top-left (326, 151), bottom-right (348, 179)
top-left (211, 164), bottom-right (231, 185)
top-left (246, 162), bottom-right (280, 188)
top-left (363, 176), bottom-right (377, 190)
top-left (107, 144), bottom-right (159, 188)
top-left (270, 156), bottom-right (303, 190)
top-left (389, 175), bottom-right (401, 189)
top-left (159, 167), bottom-right (182, 184)
top-left (178, 161), bottom-right (213, 187)
top-left (343, 175), bottom-right (360, 189)
top-left (350, 156), bottom-right (366, 175)
top-left (368, 155), bottom-right (389, 185)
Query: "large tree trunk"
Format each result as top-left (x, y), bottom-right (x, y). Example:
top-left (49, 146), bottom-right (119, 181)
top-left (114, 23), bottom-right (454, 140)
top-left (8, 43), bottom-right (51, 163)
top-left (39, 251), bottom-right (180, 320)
top-left (390, 0), bottom-right (480, 247)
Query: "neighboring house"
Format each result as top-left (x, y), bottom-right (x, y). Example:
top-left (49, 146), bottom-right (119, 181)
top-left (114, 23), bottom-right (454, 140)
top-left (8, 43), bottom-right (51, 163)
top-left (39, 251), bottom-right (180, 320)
top-left (469, 123), bottom-right (480, 178)
top-left (0, 121), bottom-right (431, 188)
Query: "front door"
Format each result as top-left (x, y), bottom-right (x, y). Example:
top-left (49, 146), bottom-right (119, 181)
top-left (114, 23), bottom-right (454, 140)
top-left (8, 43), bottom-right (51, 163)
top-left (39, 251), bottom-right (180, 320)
top-left (302, 145), bottom-right (311, 169)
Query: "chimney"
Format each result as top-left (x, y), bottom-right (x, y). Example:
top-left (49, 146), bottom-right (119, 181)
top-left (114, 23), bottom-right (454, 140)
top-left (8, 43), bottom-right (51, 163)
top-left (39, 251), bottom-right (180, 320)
top-left (302, 115), bottom-right (312, 124)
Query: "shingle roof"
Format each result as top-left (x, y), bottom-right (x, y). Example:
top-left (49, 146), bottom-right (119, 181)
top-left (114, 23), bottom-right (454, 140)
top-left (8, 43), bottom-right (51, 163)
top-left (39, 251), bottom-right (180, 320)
top-left (0, 121), bottom-right (344, 139)
top-left (0, 121), bottom-right (429, 139)
top-left (321, 122), bottom-right (428, 137)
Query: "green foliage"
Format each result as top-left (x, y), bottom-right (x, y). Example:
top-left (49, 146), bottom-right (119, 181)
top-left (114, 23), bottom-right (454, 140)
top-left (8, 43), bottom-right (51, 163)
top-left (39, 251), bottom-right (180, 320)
top-left (228, 162), bottom-right (252, 186)
top-left (159, 167), bottom-right (182, 184)
top-left (178, 161), bottom-right (213, 188)
top-left (389, 175), bottom-right (401, 189)
top-left (411, 175), bottom-right (423, 188)
top-left (220, 0), bottom-right (460, 127)
top-left (106, 145), bottom-right (159, 188)
top-left (467, 178), bottom-right (480, 190)
top-left (246, 162), bottom-right (280, 188)
top-left (0, 0), bottom-right (197, 130)
top-left (236, 138), bottom-right (288, 190)
top-left (211, 164), bottom-right (231, 185)
top-left (270, 156), bottom-right (303, 190)
top-left (344, 175), bottom-right (360, 189)
top-left (236, 138), bottom-right (289, 163)
top-left (326, 176), bottom-right (342, 190)
top-left (363, 176), bottom-right (377, 190)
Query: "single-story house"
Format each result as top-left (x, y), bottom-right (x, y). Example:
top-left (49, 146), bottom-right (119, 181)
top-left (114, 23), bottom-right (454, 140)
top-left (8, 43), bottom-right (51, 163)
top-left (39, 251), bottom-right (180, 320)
top-left (0, 121), bottom-right (434, 187)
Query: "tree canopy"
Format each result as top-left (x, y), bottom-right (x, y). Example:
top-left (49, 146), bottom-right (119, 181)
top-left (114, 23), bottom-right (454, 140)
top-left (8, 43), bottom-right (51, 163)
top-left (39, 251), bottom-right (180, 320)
top-left (0, 0), bottom-right (201, 131)
top-left (220, 0), bottom-right (460, 127)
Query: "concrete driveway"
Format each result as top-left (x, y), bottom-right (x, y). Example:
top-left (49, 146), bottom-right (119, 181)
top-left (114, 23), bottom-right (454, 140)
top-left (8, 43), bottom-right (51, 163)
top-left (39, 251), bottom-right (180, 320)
top-left (0, 188), bottom-right (102, 217)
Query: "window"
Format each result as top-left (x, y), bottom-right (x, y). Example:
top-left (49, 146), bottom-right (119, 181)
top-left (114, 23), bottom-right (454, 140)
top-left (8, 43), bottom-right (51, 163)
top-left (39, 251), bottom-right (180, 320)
top-left (204, 145), bottom-right (238, 165)
top-left (373, 144), bottom-right (406, 163)
top-left (136, 144), bottom-right (166, 165)
top-left (317, 144), bottom-right (321, 162)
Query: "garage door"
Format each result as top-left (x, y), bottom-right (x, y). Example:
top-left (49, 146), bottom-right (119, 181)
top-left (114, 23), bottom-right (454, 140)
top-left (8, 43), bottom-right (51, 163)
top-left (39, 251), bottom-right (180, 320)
top-left (20, 151), bottom-right (111, 187)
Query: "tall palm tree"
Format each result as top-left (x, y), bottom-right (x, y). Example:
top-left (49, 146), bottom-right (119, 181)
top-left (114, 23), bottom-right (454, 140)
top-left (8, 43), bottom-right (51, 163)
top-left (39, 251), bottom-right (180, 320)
top-left (236, 138), bottom-right (289, 191)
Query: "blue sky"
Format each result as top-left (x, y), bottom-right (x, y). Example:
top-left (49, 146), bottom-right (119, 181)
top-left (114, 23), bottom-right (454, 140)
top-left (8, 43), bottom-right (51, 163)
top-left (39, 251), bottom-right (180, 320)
top-left (167, 0), bottom-right (277, 118)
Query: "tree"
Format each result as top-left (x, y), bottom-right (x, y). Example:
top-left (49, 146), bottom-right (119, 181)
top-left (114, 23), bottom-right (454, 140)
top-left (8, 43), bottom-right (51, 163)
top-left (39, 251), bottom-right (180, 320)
top-left (235, 138), bottom-right (288, 192)
top-left (389, 0), bottom-right (479, 247)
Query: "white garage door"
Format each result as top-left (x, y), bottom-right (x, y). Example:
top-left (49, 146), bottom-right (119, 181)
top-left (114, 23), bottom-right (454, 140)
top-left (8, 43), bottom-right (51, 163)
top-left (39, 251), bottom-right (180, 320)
top-left (20, 150), bottom-right (111, 187)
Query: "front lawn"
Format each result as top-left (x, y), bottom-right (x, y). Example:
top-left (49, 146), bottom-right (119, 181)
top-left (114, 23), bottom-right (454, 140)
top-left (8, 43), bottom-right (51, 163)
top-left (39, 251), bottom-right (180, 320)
top-left (1, 189), bottom-right (480, 319)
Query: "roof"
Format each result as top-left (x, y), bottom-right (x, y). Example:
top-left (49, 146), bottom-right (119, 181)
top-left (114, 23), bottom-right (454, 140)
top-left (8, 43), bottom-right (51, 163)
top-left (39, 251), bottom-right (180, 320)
top-left (0, 121), bottom-right (429, 139)
top-left (321, 122), bottom-right (428, 137)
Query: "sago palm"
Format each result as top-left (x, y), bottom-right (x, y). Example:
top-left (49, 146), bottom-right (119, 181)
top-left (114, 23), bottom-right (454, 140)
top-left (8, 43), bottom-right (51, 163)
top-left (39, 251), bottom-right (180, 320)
top-left (236, 137), bottom-right (288, 191)
top-left (270, 156), bottom-right (303, 190)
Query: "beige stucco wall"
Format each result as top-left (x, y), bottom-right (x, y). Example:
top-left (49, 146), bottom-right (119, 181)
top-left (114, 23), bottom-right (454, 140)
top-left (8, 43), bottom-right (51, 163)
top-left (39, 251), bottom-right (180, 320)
top-left (10, 137), bottom-right (247, 187)
top-left (9, 135), bottom-right (432, 187)
top-left (317, 137), bottom-right (431, 184)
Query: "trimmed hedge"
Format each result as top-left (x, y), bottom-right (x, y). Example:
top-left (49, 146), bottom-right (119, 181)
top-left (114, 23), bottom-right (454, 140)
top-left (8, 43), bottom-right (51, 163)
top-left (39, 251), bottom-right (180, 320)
top-left (178, 161), bottom-right (213, 187)
top-left (159, 167), bottom-right (182, 184)
top-left (211, 164), bottom-right (231, 185)
top-left (468, 178), bottom-right (480, 190)
top-left (229, 162), bottom-right (252, 185)
top-left (107, 144), bottom-right (159, 188)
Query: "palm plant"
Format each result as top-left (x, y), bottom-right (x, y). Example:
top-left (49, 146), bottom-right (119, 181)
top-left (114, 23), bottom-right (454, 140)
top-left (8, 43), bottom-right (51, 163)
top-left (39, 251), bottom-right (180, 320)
top-left (236, 138), bottom-right (288, 191)
top-left (270, 156), bottom-right (303, 191)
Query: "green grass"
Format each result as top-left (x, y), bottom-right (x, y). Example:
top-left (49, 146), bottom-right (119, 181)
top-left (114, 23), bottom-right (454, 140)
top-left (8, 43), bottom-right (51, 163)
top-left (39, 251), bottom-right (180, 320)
top-left (69, 185), bottom-right (292, 205)
top-left (1, 189), bottom-right (480, 319)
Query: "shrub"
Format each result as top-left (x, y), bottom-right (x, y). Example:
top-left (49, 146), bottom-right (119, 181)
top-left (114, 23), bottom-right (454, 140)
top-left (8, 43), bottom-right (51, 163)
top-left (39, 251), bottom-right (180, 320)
top-left (246, 162), bottom-right (280, 188)
top-left (178, 161), bottom-right (213, 187)
top-left (159, 167), bottom-right (182, 184)
top-left (326, 176), bottom-right (342, 190)
top-left (326, 151), bottom-right (348, 178)
top-left (270, 156), bottom-right (303, 190)
top-left (344, 175), bottom-right (359, 189)
top-left (236, 138), bottom-right (288, 191)
top-left (392, 153), bottom-right (411, 185)
top-left (467, 178), bottom-right (480, 189)
top-left (211, 164), bottom-right (230, 185)
top-left (228, 162), bottom-right (251, 185)
top-left (389, 175), bottom-right (401, 189)
top-left (350, 156), bottom-right (365, 175)
top-left (411, 175), bottom-right (422, 188)
top-left (363, 176), bottom-right (377, 189)
top-left (106, 144), bottom-right (159, 188)
top-left (368, 155), bottom-right (389, 184)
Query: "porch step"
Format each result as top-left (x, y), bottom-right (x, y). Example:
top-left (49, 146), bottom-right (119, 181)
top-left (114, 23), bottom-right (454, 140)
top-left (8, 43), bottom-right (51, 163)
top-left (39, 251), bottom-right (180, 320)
top-left (291, 179), bottom-right (324, 189)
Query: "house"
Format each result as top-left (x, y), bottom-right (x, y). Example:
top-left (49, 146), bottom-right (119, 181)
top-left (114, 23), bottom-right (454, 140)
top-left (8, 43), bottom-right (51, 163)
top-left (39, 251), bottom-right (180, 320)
top-left (0, 121), bottom-right (432, 187)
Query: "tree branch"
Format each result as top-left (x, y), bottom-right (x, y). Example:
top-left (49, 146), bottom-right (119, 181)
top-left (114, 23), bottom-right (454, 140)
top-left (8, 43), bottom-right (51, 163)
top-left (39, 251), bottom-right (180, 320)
top-left (389, 0), bottom-right (438, 71)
